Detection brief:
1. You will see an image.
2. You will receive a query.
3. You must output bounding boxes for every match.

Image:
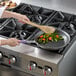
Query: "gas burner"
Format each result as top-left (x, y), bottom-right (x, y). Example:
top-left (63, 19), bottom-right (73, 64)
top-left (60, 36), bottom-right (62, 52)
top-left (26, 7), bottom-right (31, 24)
top-left (0, 18), bottom-right (18, 31)
top-left (13, 3), bottom-right (55, 24)
top-left (0, 18), bottom-right (37, 40)
top-left (9, 30), bottom-right (31, 40)
top-left (46, 11), bottom-right (73, 24)
top-left (28, 15), bottom-right (42, 24)
top-left (61, 23), bottom-right (76, 36)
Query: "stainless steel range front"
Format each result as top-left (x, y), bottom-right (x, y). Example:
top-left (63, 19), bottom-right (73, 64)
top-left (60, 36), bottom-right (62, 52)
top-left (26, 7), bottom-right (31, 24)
top-left (0, 1), bottom-right (76, 76)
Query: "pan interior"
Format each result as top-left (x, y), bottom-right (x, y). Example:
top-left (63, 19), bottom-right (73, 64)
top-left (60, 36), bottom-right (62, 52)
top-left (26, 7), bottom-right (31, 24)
top-left (35, 29), bottom-right (70, 50)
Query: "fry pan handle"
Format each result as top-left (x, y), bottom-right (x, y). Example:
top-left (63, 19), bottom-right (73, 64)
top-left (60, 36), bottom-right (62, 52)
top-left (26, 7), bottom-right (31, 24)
top-left (20, 40), bottom-right (36, 44)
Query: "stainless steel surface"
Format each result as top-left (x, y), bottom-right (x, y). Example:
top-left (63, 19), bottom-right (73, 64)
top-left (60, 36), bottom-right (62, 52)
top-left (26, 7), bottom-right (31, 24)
top-left (22, 0), bottom-right (76, 15)
top-left (0, 36), bottom-right (62, 76)
top-left (0, 35), bottom-right (76, 76)
top-left (58, 40), bottom-right (76, 76)
top-left (0, 65), bottom-right (32, 76)
top-left (0, 37), bottom-right (35, 53)
top-left (0, 37), bottom-right (63, 64)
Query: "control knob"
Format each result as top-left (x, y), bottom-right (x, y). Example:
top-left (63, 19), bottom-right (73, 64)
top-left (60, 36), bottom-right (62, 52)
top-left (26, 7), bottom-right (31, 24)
top-left (0, 52), bottom-right (3, 59)
top-left (9, 57), bottom-right (16, 64)
top-left (28, 61), bottom-right (37, 70)
top-left (43, 66), bottom-right (52, 75)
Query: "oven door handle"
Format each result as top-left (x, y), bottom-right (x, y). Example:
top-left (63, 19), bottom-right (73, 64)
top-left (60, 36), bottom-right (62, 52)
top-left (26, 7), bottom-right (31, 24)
top-left (0, 62), bottom-right (11, 68)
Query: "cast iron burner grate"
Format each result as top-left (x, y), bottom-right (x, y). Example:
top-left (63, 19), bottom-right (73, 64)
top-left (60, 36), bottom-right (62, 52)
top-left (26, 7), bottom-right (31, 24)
top-left (0, 18), bottom-right (37, 40)
top-left (0, 18), bottom-right (8, 26)
top-left (45, 11), bottom-right (74, 24)
top-left (13, 3), bottom-right (55, 24)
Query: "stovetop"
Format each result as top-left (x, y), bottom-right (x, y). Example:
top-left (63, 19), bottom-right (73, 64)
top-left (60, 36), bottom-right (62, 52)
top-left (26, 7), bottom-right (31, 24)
top-left (0, 3), bottom-right (76, 54)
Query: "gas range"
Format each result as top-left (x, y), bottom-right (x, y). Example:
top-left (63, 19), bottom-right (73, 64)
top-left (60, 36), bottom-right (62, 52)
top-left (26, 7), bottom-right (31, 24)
top-left (0, 3), bottom-right (76, 54)
top-left (0, 3), bottom-right (76, 76)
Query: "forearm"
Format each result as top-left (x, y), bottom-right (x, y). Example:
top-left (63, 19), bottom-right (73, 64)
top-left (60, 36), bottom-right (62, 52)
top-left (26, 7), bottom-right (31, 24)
top-left (1, 10), bottom-right (29, 22)
top-left (0, 40), bottom-right (8, 45)
top-left (1, 10), bottom-right (18, 18)
top-left (0, 38), bottom-right (20, 47)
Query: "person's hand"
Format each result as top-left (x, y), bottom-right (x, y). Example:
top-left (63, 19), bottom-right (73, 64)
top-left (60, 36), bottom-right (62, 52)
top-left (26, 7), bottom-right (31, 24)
top-left (2, 10), bottom-right (30, 23)
top-left (6, 38), bottom-right (20, 47)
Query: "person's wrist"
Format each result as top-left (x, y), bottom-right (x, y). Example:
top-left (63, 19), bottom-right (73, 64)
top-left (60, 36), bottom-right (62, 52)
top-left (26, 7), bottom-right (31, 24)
top-left (4, 39), bottom-right (9, 45)
top-left (0, 40), bottom-right (1, 46)
top-left (1, 40), bottom-right (8, 45)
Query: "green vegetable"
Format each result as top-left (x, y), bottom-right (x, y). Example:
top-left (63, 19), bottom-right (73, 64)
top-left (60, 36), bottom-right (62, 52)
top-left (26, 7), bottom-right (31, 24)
top-left (37, 32), bottom-right (64, 44)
